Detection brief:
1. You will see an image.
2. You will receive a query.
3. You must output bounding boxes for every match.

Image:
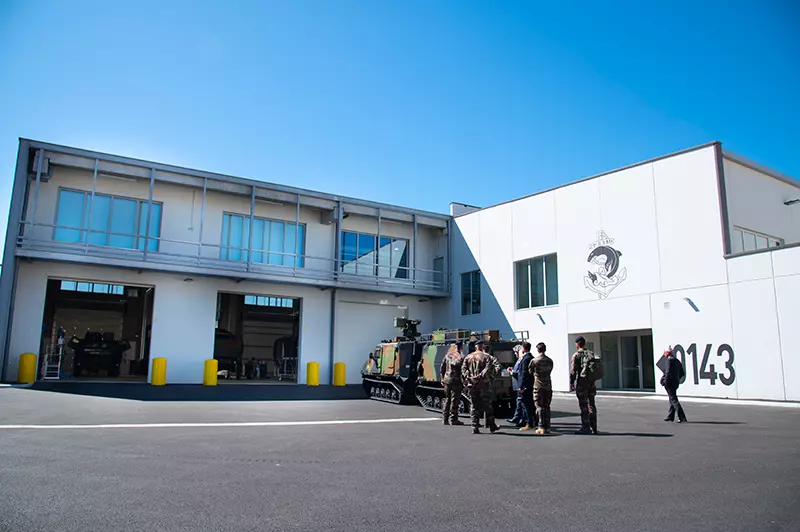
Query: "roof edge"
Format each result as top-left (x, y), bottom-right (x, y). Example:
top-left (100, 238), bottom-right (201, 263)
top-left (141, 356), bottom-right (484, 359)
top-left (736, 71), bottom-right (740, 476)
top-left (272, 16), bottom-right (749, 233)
top-left (18, 138), bottom-right (451, 220)
top-left (721, 149), bottom-right (800, 189)
top-left (453, 141), bottom-right (721, 217)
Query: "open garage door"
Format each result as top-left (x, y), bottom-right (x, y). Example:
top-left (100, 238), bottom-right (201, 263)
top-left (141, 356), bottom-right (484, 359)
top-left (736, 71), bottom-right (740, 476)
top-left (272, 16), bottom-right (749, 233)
top-left (334, 302), bottom-right (406, 384)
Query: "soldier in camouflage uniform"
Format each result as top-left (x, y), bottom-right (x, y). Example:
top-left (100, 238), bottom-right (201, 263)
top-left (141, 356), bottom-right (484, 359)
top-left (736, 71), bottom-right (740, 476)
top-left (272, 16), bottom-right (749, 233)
top-left (439, 342), bottom-right (465, 426)
top-left (462, 340), bottom-right (501, 434)
top-left (529, 342), bottom-right (554, 435)
top-left (569, 336), bottom-right (598, 435)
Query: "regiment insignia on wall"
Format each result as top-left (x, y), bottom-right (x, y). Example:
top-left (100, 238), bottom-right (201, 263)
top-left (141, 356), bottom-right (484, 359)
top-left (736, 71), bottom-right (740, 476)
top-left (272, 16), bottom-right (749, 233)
top-left (584, 231), bottom-right (627, 299)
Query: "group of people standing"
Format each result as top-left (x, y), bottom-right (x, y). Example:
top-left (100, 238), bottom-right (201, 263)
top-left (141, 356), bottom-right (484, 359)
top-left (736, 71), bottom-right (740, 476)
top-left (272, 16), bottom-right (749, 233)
top-left (438, 338), bottom-right (555, 435)
top-left (439, 336), bottom-right (688, 434)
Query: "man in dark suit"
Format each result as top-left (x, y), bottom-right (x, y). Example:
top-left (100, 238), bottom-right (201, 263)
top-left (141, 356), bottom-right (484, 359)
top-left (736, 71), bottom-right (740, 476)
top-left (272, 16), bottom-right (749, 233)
top-left (661, 346), bottom-right (688, 423)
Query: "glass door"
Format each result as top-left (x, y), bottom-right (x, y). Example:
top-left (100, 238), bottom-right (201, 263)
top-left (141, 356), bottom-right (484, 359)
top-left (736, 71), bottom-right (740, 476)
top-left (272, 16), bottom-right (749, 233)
top-left (620, 336), bottom-right (641, 389)
top-left (599, 334), bottom-right (620, 389)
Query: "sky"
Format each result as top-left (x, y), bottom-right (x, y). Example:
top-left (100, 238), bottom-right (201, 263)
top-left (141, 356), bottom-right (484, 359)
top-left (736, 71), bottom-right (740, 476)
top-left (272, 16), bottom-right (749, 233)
top-left (0, 0), bottom-right (798, 255)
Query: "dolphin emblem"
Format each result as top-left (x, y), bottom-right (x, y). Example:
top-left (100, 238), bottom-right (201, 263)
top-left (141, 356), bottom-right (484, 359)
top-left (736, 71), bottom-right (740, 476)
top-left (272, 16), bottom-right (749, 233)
top-left (587, 245), bottom-right (622, 278)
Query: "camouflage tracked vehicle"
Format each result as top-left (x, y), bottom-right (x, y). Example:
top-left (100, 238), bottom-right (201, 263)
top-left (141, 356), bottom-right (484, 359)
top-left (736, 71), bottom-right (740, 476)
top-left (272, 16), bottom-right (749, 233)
top-left (415, 329), bottom-right (529, 417)
top-left (361, 317), bottom-right (428, 404)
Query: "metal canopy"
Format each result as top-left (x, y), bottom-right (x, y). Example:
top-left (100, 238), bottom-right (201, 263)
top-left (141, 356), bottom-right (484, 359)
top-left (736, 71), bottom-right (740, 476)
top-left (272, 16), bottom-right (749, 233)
top-left (22, 139), bottom-right (449, 228)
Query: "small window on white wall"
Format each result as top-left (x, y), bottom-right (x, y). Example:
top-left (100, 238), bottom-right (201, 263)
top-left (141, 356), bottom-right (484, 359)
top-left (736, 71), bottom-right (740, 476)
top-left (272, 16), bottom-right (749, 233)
top-left (731, 227), bottom-right (782, 253)
top-left (461, 271), bottom-right (481, 316)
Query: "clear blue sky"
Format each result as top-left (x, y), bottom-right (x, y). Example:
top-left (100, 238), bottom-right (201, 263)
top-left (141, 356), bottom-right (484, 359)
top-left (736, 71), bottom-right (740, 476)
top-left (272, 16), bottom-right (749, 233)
top-left (0, 0), bottom-right (798, 251)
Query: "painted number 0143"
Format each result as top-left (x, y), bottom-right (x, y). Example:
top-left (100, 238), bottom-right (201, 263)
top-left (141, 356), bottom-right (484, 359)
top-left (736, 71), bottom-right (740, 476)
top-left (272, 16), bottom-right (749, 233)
top-left (672, 343), bottom-right (735, 387)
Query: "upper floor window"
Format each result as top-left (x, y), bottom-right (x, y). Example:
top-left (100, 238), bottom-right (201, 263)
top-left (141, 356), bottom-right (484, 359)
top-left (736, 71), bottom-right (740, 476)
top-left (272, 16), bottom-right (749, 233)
top-left (60, 280), bottom-right (125, 295)
top-left (340, 231), bottom-right (408, 278)
top-left (54, 189), bottom-right (162, 252)
top-left (516, 253), bottom-right (558, 309)
top-left (244, 295), bottom-right (294, 308)
top-left (221, 213), bottom-right (305, 267)
top-left (461, 270), bottom-right (481, 315)
top-left (731, 226), bottom-right (782, 253)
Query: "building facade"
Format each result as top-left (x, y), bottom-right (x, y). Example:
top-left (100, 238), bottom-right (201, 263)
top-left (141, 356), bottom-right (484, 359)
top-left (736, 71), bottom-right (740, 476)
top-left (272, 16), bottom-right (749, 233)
top-left (1, 139), bottom-right (798, 401)
top-left (436, 143), bottom-right (800, 401)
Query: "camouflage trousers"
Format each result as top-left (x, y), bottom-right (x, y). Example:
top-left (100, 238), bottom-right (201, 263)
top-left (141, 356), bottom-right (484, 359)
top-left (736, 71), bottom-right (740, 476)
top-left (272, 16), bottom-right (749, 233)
top-left (575, 379), bottom-right (597, 431)
top-left (467, 385), bottom-right (495, 428)
top-left (534, 388), bottom-right (553, 430)
top-left (442, 383), bottom-right (463, 421)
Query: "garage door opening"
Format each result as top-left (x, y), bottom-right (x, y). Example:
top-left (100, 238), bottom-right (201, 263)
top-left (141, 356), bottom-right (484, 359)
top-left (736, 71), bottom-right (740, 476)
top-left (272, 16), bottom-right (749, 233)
top-left (39, 279), bottom-right (155, 381)
top-left (215, 292), bottom-right (300, 384)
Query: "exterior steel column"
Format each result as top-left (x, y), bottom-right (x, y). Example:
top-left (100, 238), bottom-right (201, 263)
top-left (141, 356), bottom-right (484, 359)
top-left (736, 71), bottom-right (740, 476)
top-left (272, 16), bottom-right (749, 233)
top-left (197, 178), bottom-right (207, 264)
top-left (0, 142), bottom-right (32, 381)
top-left (84, 159), bottom-right (99, 254)
top-left (376, 208), bottom-right (381, 283)
top-left (29, 149), bottom-right (44, 235)
top-left (247, 186), bottom-right (255, 270)
top-left (446, 218), bottom-right (452, 292)
top-left (333, 200), bottom-right (343, 280)
top-left (412, 214), bottom-right (417, 289)
top-left (295, 193), bottom-right (301, 272)
top-left (143, 168), bottom-right (155, 260)
top-left (329, 288), bottom-right (337, 385)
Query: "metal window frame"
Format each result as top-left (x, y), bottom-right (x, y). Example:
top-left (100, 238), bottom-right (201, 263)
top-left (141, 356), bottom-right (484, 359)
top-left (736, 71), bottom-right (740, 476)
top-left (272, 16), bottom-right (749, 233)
top-left (514, 253), bottom-right (558, 310)
top-left (220, 210), bottom-right (307, 266)
top-left (460, 269), bottom-right (481, 316)
top-left (340, 229), bottom-right (409, 278)
top-left (53, 186), bottom-right (164, 251)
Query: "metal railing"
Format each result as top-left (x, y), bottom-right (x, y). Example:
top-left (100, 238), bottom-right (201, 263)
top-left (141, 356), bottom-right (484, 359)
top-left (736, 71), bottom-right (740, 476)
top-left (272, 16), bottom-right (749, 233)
top-left (16, 220), bottom-right (451, 293)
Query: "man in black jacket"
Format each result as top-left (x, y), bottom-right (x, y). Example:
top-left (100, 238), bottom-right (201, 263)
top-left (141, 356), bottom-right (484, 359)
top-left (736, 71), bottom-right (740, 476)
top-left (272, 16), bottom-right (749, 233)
top-left (661, 346), bottom-right (688, 423)
top-left (517, 342), bottom-right (537, 431)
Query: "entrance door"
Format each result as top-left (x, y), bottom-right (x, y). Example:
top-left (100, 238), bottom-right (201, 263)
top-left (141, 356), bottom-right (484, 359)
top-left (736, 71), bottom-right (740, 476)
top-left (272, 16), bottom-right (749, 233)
top-left (599, 334), bottom-right (620, 389)
top-left (620, 336), bottom-right (641, 389)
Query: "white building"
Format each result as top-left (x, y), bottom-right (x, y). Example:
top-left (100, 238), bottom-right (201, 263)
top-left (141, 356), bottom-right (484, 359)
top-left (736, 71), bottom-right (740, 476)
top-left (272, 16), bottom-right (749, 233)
top-left (1, 139), bottom-right (798, 402)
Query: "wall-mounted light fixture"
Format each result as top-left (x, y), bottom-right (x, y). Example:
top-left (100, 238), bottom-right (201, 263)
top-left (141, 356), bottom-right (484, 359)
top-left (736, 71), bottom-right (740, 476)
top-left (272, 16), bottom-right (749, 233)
top-left (784, 198), bottom-right (799, 206)
top-left (683, 297), bottom-right (699, 312)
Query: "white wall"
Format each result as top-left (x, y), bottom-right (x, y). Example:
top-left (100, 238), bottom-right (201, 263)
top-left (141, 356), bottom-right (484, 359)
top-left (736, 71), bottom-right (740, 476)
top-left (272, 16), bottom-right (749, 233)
top-left (5, 260), bottom-right (433, 385)
top-left (333, 290), bottom-right (434, 384)
top-left (435, 145), bottom-right (800, 401)
top-left (723, 158), bottom-right (800, 249)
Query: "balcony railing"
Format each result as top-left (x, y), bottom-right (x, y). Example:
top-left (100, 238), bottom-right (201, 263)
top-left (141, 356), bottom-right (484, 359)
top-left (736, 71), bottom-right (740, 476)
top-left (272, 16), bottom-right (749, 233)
top-left (15, 220), bottom-right (450, 294)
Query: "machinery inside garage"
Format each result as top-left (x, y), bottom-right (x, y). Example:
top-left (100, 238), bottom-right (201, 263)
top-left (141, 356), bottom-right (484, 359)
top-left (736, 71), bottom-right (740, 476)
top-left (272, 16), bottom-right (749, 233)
top-left (39, 279), bottom-right (154, 381)
top-left (216, 292), bottom-right (300, 383)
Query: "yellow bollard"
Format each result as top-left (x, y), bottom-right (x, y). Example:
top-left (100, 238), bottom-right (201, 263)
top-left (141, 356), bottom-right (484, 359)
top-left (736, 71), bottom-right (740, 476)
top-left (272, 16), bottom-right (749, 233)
top-left (333, 362), bottom-right (346, 387)
top-left (203, 359), bottom-right (218, 386)
top-left (18, 353), bottom-right (37, 384)
top-left (306, 361), bottom-right (320, 386)
top-left (151, 357), bottom-right (167, 386)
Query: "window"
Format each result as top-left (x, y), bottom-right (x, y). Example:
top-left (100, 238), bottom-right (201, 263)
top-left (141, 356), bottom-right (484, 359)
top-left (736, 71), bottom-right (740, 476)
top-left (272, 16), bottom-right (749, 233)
top-left (60, 280), bottom-right (125, 295)
top-left (220, 214), bottom-right (305, 267)
top-left (515, 253), bottom-right (558, 309)
top-left (731, 227), bottom-right (782, 253)
top-left (340, 231), bottom-right (408, 278)
top-left (54, 189), bottom-right (162, 252)
top-left (244, 295), bottom-right (294, 308)
top-left (461, 270), bottom-right (481, 315)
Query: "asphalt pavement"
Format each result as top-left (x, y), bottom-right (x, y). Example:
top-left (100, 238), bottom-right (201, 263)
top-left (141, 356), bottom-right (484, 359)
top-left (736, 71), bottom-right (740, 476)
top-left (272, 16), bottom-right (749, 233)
top-left (1, 386), bottom-right (798, 532)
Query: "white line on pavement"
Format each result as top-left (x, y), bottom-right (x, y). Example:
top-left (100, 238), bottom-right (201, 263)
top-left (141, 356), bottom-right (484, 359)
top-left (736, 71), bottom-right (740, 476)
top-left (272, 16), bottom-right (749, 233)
top-left (0, 417), bottom-right (441, 430)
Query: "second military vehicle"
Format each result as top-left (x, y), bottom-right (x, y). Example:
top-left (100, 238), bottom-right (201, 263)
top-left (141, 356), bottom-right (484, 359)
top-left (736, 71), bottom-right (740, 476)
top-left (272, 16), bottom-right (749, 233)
top-left (361, 316), bottom-right (528, 416)
top-left (415, 327), bottom-right (528, 417)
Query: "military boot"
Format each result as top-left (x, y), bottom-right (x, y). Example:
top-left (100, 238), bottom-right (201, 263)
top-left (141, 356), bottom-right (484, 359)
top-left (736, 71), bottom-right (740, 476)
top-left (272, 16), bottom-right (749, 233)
top-left (489, 423), bottom-right (502, 433)
top-left (451, 419), bottom-right (465, 426)
top-left (574, 426), bottom-right (592, 435)
top-left (472, 427), bottom-right (481, 434)
top-left (443, 418), bottom-right (450, 425)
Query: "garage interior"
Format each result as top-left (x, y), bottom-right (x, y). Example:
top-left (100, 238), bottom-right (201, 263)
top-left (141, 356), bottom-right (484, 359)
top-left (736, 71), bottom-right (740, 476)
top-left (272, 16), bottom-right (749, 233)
top-left (39, 279), bottom-right (154, 381)
top-left (215, 292), bottom-right (300, 383)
